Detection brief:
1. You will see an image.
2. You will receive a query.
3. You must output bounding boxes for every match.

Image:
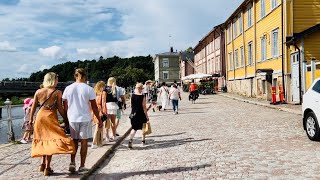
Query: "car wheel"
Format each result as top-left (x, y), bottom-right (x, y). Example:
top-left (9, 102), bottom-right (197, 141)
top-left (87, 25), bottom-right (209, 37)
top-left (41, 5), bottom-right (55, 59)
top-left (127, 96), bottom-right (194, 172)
top-left (305, 111), bottom-right (320, 141)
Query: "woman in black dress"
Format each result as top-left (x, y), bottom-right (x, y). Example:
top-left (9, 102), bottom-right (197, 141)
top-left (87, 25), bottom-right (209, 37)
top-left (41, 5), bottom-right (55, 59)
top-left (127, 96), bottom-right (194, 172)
top-left (128, 83), bottom-right (149, 148)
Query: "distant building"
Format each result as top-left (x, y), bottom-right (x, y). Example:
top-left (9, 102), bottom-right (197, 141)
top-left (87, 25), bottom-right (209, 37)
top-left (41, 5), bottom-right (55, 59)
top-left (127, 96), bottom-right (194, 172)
top-left (154, 47), bottom-right (180, 84)
top-left (179, 51), bottom-right (194, 80)
top-left (194, 24), bottom-right (226, 91)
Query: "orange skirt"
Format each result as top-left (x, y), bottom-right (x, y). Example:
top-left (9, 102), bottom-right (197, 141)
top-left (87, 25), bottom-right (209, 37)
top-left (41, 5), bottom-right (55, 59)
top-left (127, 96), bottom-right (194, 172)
top-left (31, 109), bottom-right (75, 157)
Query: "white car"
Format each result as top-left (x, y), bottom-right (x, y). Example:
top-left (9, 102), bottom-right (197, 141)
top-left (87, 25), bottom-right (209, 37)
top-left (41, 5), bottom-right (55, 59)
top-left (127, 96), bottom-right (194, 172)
top-left (302, 78), bottom-right (320, 141)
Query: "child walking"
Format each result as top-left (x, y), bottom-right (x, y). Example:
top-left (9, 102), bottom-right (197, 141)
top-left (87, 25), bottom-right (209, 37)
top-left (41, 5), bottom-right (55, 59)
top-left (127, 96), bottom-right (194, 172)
top-left (21, 98), bottom-right (34, 144)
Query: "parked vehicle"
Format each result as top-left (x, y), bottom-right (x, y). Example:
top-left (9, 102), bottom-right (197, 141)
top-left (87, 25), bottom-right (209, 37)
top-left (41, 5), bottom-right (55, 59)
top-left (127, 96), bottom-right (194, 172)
top-left (302, 78), bottom-right (320, 141)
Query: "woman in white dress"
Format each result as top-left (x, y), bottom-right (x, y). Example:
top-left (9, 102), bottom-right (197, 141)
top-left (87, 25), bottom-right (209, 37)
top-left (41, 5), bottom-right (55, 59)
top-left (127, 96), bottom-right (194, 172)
top-left (159, 82), bottom-right (169, 110)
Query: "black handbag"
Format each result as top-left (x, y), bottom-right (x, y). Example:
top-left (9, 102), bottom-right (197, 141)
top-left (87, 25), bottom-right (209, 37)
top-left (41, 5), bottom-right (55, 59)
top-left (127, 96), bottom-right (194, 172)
top-left (101, 114), bottom-right (107, 122)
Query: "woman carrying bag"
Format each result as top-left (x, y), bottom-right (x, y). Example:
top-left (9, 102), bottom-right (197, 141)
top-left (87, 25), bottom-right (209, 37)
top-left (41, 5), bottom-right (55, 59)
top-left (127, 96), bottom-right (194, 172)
top-left (128, 83), bottom-right (150, 148)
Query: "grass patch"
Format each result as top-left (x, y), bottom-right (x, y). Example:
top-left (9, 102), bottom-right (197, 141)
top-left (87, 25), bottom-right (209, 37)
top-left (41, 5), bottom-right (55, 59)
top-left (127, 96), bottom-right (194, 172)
top-left (0, 96), bottom-right (30, 106)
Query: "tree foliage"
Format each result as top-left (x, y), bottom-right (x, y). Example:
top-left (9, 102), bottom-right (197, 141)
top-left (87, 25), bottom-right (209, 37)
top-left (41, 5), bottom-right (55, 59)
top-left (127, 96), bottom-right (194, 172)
top-left (27, 55), bottom-right (154, 87)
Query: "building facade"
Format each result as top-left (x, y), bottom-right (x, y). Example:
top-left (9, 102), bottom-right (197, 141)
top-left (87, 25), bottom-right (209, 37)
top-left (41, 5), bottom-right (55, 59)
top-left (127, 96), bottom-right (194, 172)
top-left (224, 0), bottom-right (320, 103)
top-left (179, 51), bottom-right (195, 80)
top-left (194, 24), bottom-right (226, 90)
top-left (154, 47), bottom-right (180, 84)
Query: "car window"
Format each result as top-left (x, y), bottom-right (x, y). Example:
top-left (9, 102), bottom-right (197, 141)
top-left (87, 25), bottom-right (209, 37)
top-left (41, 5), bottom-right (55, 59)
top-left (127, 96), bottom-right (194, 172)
top-left (312, 80), bottom-right (320, 93)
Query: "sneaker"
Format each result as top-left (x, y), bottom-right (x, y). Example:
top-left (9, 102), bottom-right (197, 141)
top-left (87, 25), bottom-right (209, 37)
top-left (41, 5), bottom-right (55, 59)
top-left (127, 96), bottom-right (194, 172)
top-left (78, 167), bottom-right (89, 174)
top-left (69, 163), bottom-right (76, 173)
top-left (142, 140), bottom-right (146, 146)
top-left (116, 133), bottom-right (120, 136)
top-left (20, 139), bottom-right (27, 144)
top-left (91, 144), bottom-right (97, 149)
top-left (176, 111), bottom-right (178, 114)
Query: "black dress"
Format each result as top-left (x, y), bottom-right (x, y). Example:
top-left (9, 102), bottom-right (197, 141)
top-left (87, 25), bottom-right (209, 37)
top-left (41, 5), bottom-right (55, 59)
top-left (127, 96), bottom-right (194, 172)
top-left (131, 94), bottom-right (147, 130)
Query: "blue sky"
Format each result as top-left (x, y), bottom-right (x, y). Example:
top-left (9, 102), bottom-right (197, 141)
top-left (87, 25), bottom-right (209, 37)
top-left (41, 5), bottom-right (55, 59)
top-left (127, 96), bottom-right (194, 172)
top-left (0, 0), bottom-right (243, 80)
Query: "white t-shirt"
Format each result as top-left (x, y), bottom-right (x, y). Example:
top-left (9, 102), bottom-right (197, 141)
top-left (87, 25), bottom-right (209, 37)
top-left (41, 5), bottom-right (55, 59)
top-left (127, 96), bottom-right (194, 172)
top-left (62, 82), bottom-right (96, 122)
top-left (169, 88), bottom-right (180, 100)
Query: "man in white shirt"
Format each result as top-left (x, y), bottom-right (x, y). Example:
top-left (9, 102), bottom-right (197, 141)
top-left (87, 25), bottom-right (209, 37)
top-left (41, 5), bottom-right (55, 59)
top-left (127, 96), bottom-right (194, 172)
top-left (62, 68), bottom-right (102, 174)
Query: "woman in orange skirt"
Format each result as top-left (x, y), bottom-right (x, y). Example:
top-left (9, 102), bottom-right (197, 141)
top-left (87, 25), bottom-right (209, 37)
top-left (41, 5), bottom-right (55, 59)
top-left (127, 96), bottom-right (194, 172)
top-left (30, 72), bottom-right (75, 176)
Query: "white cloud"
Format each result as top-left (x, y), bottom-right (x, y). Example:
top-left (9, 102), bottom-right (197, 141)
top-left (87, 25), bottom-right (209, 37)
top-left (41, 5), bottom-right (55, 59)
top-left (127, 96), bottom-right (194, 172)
top-left (38, 45), bottom-right (62, 58)
top-left (0, 41), bottom-right (17, 52)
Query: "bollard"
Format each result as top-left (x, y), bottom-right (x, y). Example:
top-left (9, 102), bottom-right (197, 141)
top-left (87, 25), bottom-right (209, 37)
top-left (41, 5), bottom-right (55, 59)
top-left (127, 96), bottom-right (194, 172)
top-left (0, 107), bottom-right (2, 119)
top-left (279, 85), bottom-right (285, 104)
top-left (4, 98), bottom-right (15, 142)
top-left (271, 86), bottom-right (277, 105)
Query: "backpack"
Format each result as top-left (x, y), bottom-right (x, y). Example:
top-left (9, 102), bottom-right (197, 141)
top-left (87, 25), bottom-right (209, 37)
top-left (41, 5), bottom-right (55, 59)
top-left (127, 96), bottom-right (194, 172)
top-left (105, 86), bottom-right (118, 103)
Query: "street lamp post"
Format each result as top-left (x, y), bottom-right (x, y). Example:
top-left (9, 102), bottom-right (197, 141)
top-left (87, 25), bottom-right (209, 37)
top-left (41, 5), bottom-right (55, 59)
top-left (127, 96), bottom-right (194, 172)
top-left (4, 98), bottom-right (15, 142)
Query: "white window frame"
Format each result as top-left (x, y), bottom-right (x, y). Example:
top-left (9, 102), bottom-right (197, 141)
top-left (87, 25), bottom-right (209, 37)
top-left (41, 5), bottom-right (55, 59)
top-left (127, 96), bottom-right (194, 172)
top-left (261, 36), bottom-right (267, 61)
top-left (229, 52), bottom-right (233, 70)
top-left (271, 29), bottom-right (279, 58)
top-left (233, 19), bottom-right (238, 38)
top-left (240, 46), bottom-right (244, 67)
top-left (239, 14), bottom-right (243, 34)
top-left (235, 49), bottom-right (239, 68)
top-left (162, 58), bottom-right (169, 67)
top-left (260, 0), bottom-right (266, 18)
top-left (271, 0), bottom-right (277, 9)
top-left (248, 42), bottom-right (253, 65)
top-left (163, 71), bottom-right (169, 80)
top-left (247, 5), bottom-right (252, 28)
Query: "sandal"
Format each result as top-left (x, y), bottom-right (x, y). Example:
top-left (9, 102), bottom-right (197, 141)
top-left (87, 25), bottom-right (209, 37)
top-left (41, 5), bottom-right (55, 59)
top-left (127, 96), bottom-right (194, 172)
top-left (38, 164), bottom-right (45, 172)
top-left (43, 167), bottom-right (53, 176)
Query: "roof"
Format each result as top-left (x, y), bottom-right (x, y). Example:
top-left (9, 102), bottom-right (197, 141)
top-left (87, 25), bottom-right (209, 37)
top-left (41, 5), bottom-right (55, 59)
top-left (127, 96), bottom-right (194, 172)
top-left (224, 0), bottom-right (251, 25)
top-left (193, 23), bottom-right (224, 51)
top-left (286, 24), bottom-right (320, 45)
top-left (155, 51), bottom-right (180, 57)
top-left (180, 51), bottom-right (194, 62)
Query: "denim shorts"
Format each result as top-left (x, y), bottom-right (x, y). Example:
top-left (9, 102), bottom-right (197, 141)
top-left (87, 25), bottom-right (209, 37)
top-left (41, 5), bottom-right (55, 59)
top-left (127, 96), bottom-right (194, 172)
top-left (69, 121), bottom-right (92, 140)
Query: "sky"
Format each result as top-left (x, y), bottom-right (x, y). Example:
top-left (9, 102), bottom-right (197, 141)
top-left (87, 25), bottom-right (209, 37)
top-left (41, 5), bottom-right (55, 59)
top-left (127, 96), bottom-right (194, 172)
top-left (0, 0), bottom-right (243, 80)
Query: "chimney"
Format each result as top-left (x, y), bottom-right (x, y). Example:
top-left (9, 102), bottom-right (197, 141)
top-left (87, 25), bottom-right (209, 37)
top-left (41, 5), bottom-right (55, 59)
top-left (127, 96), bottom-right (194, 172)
top-left (170, 47), bottom-right (173, 53)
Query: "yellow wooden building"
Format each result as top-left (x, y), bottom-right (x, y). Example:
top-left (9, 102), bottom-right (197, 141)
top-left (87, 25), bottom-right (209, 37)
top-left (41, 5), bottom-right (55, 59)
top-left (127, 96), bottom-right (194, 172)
top-left (224, 0), bottom-right (320, 103)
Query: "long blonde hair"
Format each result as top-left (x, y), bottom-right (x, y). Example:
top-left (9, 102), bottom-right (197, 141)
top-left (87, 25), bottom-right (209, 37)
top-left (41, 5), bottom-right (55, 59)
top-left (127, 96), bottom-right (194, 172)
top-left (94, 81), bottom-right (105, 95)
top-left (43, 72), bottom-right (58, 88)
top-left (107, 77), bottom-right (117, 96)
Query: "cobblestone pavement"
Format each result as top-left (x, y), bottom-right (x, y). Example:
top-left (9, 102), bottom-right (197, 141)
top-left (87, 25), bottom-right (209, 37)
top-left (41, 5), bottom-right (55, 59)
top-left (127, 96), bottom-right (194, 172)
top-left (89, 92), bottom-right (320, 179)
top-left (0, 112), bottom-right (131, 180)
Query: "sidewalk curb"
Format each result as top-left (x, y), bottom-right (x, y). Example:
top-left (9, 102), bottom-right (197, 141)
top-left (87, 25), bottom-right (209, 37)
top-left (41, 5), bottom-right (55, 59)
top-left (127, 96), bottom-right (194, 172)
top-left (218, 93), bottom-right (301, 115)
top-left (80, 127), bottom-right (132, 180)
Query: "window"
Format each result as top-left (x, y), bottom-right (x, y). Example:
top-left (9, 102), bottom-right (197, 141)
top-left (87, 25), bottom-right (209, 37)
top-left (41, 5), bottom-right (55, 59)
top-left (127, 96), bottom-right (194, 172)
top-left (163, 71), bottom-right (169, 79)
top-left (261, 36), bottom-right (267, 61)
top-left (271, 0), bottom-right (277, 9)
top-left (233, 20), bottom-right (238, 37)
top-left (235, 49), bottom-right (239, 68)
top-left (239, 15), bottom-right (243, 34)
top-left (248, 42), bottom-right (253, 65)
top-left (271, 29), bottom-right (279, 58)
top-left (247, 5), bottom-right (252, 28)
top-left (228, 24), bottom-right (232, 43)
top-left (240, 46), bottom-right (244, 66)
top-left (229, 52), bottom-right (233, 70)
top-left (312, 80), bottom-right (320, 93)
top-left (162, 58), bottom-right (169, 67)
top-left (260, 0), bottom-right (266, 18)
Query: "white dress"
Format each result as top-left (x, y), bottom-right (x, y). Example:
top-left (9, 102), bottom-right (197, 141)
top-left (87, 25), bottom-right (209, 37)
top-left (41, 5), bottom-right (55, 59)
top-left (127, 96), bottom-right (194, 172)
top-left (107, 102), bottom-right (119, 115)
top-left (160, 86), bottom-right (169, 109)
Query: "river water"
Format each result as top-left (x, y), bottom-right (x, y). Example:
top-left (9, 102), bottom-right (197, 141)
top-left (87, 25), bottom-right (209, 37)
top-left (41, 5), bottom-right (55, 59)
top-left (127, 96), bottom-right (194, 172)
top-left (0, 106), bottom-right (62, 144)
top-left (0, 106), bottom-right (25, 144)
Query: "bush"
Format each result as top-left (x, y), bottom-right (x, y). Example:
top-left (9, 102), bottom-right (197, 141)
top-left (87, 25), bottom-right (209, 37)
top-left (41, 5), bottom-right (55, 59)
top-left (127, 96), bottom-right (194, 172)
top-left (0, 96), bottom-right (25, 106)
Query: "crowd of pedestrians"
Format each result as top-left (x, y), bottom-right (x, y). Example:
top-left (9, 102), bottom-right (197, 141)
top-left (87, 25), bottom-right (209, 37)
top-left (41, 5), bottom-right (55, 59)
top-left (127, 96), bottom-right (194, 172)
top-left (19, 68), bottom-right (182, 176)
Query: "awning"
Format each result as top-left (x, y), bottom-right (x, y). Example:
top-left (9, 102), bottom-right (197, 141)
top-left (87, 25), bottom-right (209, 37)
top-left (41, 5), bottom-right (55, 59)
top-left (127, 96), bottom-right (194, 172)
top-left (256, 68), bottom-right (273, 75)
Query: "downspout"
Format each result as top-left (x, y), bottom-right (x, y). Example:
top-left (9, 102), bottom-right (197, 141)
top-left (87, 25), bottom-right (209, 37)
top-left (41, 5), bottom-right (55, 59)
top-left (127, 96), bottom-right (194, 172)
top-left (281, 0), bottom-right (286, 102)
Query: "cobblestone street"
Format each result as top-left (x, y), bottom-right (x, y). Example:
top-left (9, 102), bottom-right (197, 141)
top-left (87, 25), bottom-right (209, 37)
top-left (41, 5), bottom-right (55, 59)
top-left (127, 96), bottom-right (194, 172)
top-left (89, 93), bottom-right (320, 179)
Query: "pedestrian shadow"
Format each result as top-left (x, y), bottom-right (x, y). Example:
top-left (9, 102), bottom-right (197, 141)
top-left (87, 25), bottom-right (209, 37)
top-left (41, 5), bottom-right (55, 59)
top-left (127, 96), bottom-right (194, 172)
top-left (147, 132), bottom-right (186, 138)
top-left (92, 164), bottom-right (211, 179)
top-left (120, 138), bottom-right (212, 150)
